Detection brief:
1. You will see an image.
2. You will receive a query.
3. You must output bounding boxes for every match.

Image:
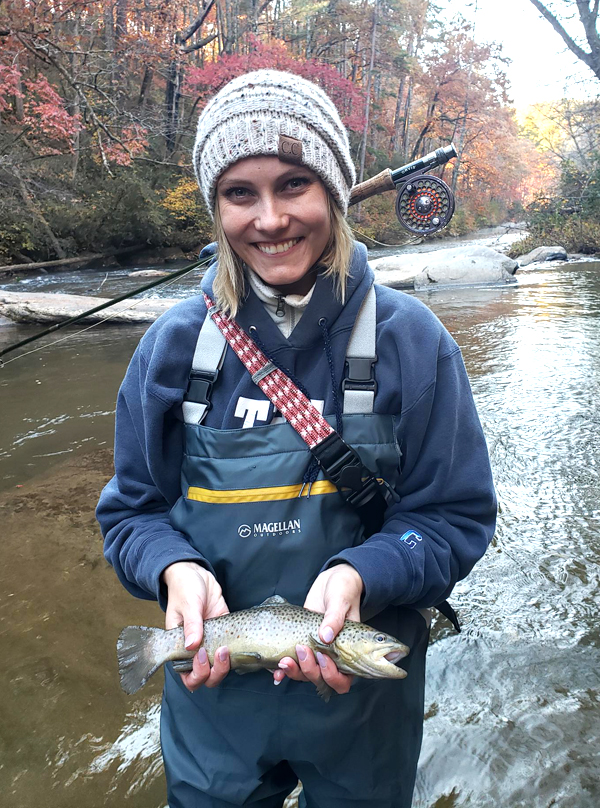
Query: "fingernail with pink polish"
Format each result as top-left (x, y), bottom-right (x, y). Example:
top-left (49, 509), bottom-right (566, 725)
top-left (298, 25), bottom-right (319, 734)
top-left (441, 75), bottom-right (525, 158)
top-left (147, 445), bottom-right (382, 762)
top-left (316, 652), bottom-right (327, 669)
top-left (185, 634), bottom-right (198, 649)
top-left (218, 646), bottom-right (228, 663)
top-left (322, 626), bottom-right (334, 643)
top-left (197, 648), bottom-right (208, 664)
top-left (278, 660), bottom-right (289, 670)
top-left (296, 645), bottom-right (307, 662)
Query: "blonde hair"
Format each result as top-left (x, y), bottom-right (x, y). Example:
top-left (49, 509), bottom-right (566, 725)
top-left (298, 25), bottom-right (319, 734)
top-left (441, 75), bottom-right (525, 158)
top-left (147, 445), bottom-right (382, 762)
top-left (212, 192), bottom-right (354, 317)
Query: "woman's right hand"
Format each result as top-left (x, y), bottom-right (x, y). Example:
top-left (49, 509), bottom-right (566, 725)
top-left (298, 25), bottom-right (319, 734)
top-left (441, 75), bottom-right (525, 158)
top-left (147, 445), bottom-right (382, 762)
top-left (162, 561), bottom-right (231, 692)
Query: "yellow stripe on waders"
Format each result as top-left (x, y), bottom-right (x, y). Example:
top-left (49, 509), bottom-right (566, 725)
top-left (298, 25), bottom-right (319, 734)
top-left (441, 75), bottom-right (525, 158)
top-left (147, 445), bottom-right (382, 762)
top-left (186, 480), bottom-right (338, 504)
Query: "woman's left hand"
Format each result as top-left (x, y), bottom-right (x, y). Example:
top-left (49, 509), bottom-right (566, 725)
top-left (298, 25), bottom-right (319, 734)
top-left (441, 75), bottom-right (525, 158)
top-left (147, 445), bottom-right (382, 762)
top-left (273, 563), bottom-right (364, 694)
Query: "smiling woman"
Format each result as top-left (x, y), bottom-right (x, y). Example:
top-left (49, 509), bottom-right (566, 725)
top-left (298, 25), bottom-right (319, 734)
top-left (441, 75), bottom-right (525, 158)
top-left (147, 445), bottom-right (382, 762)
top-left (97, 68), bottom-right (496, 808)
top-left (213, 159), bottom-right (354, 312)
top-left (216, 159), bottom-right (331, 296)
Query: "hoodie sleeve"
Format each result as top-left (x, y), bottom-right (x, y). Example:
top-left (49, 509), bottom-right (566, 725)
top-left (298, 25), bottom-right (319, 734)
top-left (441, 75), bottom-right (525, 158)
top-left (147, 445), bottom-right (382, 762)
top-left (96, 342), bottom-right (214, 611)
top-left (326, 344), bottom-right (497, 616)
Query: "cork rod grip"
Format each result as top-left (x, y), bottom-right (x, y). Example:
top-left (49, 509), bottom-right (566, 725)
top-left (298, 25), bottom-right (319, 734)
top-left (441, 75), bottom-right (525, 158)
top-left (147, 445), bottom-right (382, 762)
top-left (348, 169), bottom-right (396, 206)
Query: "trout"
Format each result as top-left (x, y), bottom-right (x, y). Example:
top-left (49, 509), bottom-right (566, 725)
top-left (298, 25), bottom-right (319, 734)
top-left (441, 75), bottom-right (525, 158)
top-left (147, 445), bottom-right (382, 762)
top-left (117, 596), bottom-right (410, 701)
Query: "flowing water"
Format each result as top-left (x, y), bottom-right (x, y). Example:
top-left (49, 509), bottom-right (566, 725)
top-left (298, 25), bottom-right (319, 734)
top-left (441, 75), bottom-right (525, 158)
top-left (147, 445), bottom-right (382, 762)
top-left (1, 254), bottom-right (599, 807)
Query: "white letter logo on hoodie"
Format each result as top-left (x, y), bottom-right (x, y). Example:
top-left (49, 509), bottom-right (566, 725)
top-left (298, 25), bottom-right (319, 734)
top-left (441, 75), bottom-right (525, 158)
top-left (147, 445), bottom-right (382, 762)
top-left (234, 397), bottom-right (324, 428)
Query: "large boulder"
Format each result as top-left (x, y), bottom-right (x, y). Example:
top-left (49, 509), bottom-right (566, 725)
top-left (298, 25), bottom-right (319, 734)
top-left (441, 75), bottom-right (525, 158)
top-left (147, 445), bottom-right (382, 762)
top-left (517, 245), bottom-right (568, 266)
top-left (372, 246), bottom-right (518, 290)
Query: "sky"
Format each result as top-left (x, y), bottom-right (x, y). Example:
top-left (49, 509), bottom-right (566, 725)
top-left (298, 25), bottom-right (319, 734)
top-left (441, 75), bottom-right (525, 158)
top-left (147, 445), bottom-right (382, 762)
top-left (441, 0), bottom-right (598, 109)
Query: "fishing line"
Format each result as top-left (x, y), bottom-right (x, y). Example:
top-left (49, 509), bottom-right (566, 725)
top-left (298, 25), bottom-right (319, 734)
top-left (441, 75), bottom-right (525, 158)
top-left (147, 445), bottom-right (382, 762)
top-left (348, 225), bottom-right (425, 248)
top-left (0, 257), bottom-right (212, 368)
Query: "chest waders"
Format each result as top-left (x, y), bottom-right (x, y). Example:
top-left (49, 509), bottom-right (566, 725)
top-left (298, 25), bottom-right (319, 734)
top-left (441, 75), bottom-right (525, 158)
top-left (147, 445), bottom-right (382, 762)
top-left (163, 286), bottom-right (429, 808)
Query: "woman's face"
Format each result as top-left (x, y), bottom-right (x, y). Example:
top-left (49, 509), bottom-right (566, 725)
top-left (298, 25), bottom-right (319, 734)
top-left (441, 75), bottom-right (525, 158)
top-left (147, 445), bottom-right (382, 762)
top-left (216, 156), bottom-right (331, 296)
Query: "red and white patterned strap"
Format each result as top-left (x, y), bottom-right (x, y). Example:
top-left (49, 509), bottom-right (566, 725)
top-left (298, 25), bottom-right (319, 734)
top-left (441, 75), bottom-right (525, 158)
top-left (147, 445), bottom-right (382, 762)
top-left (204, 294), bottom-right (333, 449)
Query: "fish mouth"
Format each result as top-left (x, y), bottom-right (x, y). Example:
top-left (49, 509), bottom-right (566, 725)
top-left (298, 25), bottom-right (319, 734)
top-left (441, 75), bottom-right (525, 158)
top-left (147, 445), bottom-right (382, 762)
top-left (342, 642), bottom-right (410, 679)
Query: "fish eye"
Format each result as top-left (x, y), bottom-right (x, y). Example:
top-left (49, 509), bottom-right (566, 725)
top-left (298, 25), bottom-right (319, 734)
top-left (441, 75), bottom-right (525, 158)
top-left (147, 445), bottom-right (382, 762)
top-left (374, 633), bottom-right (387, 643)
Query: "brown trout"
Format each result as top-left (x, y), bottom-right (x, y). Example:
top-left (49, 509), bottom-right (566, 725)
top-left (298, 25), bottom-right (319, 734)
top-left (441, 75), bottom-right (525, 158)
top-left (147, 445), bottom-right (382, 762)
top-left (117, 595), bottom-right (410, 700)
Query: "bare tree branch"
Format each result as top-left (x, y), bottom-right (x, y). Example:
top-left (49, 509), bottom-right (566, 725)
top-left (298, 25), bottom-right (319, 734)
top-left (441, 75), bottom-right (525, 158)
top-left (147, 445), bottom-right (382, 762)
top-left (179, 0), bottom-right (216, 44)
top-left (528, 0), bottom-right (600, 80)
top-left (181, 32), bottom-right (219, 55)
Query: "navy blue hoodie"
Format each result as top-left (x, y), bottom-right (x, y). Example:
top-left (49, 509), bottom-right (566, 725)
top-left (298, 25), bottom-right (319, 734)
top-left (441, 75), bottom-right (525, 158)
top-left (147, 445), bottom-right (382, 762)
top-left (97, 242), bottom-right (496, 616)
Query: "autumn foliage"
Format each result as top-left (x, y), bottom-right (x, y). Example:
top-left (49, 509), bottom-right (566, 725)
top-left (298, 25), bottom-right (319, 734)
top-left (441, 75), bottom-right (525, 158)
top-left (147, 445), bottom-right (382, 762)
top-left (0, 0), bottom-right (564, 263)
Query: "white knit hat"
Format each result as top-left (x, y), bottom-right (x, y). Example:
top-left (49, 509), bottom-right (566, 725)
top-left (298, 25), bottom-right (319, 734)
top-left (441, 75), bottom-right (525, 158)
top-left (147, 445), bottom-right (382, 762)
top-left (192, 69), bottom-right (356, 216)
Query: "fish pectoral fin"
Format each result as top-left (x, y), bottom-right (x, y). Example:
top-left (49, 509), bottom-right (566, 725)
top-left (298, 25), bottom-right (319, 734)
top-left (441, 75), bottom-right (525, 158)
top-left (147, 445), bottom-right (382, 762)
top-left (233, 665), bottom-right (264, 675)
top-left (171, 660), bottom-right (194, 674)
top-left (315, 679), bottom-right (335, 702)
top-left (230, 651), bottom-right (264, 673)
top-left (308, 633), bottom-right (340, 661)
top-left (254, 595), bottom-right (289, 608)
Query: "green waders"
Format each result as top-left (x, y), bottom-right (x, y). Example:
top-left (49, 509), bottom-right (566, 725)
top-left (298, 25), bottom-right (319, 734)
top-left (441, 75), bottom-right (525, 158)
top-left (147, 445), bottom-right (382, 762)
top-left (162, 291), bottom-right (429, 807)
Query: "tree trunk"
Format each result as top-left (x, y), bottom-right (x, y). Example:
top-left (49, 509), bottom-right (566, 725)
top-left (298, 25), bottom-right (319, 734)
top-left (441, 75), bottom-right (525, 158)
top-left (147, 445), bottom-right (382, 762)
top-left (401, 1), bottom-right (429, 160)
top-left (390, 73), bottom-right (407, 157)
top-left (164, 56), bottom-right (182, 157)
top-left (115, 0), bottom-right (128, 43)
top-left (15, 170), bottom-right (66, 260)
top-left (104, 1), bottom-right (114, 51)
top-left (356, 0), bottom-right (380, 216)
top-left (451, 93), bottom-right (470, 195)
top-left (138, 65), bottom-right (154, 108)
top-left (71, 16), bottom-right (81, 182)
top-left (401, 75), bottom-right (414, 161)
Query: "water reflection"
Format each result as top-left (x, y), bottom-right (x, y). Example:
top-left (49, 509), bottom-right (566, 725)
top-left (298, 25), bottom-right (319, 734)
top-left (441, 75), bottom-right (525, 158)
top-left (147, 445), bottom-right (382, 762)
top-left (415, 262), bottom-right (600, 806)
top-left (0, 260), bottom-right (599, 806)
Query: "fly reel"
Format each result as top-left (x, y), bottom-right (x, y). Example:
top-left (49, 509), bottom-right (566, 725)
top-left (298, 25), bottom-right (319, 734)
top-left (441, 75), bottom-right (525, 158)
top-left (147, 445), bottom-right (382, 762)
top-left (395, 175), bottom-right (455, 235)
top-left (348, 144), bottom-right (458, 236)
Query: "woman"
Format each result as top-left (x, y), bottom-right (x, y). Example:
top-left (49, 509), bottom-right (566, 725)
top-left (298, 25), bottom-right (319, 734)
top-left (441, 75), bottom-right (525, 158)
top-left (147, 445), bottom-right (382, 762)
top-left (97, 70), bottom-right (496, 808)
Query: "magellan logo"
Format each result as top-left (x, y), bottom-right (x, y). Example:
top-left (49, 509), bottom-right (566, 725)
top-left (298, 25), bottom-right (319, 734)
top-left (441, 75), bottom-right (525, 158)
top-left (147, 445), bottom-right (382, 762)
top-left (237, 519), bottom-right (302, 538)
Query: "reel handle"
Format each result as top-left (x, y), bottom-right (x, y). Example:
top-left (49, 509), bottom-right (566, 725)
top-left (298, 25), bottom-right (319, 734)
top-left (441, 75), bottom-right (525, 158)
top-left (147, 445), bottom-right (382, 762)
top-left (349, 168), bottom-right (395, 206)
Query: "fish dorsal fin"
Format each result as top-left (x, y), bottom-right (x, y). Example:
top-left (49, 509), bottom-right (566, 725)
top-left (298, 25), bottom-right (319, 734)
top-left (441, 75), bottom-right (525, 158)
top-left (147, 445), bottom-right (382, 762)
top-left (255, 595), bottom-right (288, 608)
top-left (308, 633), bottom-right (339, 661)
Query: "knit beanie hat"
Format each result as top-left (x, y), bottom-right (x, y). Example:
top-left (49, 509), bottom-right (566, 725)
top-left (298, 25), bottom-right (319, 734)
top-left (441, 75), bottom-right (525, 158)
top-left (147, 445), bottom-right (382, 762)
top-left (192, 69), bottom-right (356, 217)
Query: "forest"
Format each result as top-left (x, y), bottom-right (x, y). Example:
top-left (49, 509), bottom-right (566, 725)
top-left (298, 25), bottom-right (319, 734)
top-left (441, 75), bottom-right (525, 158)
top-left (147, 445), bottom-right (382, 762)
top-left (0, 0), bottom-right (598, 265)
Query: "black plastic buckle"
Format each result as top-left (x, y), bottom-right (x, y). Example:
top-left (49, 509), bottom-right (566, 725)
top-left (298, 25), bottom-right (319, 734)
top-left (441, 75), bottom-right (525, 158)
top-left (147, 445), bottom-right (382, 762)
top-left (184, 370), bottom-right (218, 408)
top-left (311, 432), bottom-right (381, 509)
top-left (342, 357), bottom-right (377, 393)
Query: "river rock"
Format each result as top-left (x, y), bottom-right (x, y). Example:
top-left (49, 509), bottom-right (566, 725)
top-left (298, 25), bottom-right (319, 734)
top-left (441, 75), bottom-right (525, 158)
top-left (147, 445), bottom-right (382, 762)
top-left (517, 245), bottom-right (568, 266)
top-left (127, 269), bottom-right (171, 278)
top-left (0, 291), bottom-right (179, 324)
top-left (372, 246), bottom-right (518, 290)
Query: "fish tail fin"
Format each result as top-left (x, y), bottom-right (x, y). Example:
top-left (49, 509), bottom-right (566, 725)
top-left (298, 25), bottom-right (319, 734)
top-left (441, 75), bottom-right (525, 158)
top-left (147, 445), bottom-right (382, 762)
top-left (117, 626), bottom-right (166, 695)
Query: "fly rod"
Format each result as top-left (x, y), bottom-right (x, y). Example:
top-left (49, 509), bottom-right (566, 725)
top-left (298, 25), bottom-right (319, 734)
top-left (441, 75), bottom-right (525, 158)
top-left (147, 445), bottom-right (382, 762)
top-left (0, 257), bottom-right (210, 363)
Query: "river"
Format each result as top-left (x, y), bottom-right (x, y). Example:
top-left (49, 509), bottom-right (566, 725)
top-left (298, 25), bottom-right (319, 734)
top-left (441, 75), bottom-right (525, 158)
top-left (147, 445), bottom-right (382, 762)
top-left (1, 244), bottom-right (599, 807)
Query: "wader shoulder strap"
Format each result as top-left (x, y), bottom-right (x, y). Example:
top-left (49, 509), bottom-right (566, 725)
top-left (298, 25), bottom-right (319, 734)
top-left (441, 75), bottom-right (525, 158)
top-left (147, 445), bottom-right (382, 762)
top-left (182, 308), bottom-right (227, 425)
top-left (343, 285), bottom-right (377, 415)
top-left (183, 285), bottom-right (376, 423)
